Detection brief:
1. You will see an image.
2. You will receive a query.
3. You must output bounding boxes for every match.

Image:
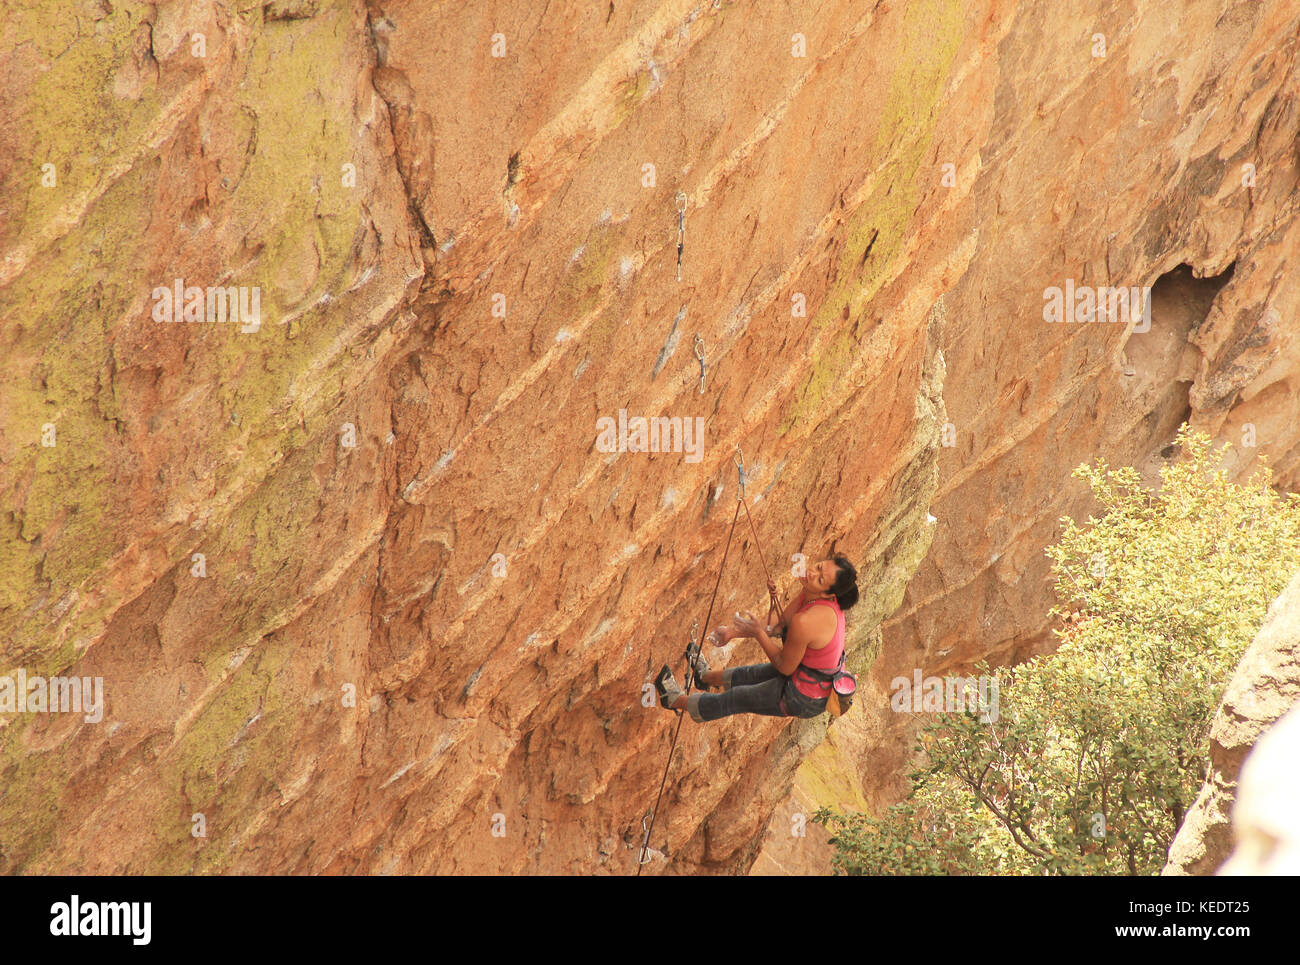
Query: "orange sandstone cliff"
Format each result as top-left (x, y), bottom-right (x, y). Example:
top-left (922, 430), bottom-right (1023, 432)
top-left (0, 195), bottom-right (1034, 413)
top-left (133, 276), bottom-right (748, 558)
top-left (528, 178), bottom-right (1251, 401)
top-left (1, 0), bottom-right (1297, 874)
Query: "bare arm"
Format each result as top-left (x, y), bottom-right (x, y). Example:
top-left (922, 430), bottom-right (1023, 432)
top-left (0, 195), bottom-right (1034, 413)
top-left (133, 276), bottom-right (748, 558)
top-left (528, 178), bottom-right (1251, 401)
top-left (734, 610), bottom-right (798, 670)
top-left (771, 624), bottom-right (807, 675)
top-left (773, 607), bottom-right (835, 676)
top-left (754, 624), bottom-right (784, 665)
top-left (775, 587), bottom-right (805, 632)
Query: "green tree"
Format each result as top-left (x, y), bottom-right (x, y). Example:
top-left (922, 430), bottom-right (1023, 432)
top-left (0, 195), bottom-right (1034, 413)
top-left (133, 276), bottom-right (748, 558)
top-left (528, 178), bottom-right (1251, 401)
top-left (817, 427), bottom-right (1300, 874)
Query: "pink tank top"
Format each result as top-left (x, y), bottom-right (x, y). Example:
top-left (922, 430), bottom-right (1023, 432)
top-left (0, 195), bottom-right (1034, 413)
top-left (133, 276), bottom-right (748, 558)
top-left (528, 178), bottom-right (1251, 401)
top-left (792, 597), bottom-right (845, 699)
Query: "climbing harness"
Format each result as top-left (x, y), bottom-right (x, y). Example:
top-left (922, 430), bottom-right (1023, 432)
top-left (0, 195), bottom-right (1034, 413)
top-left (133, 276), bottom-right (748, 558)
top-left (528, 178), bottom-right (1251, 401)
top-left (636, 449), bottom-right (783, 873)
top-left (675, 191), bottom-right (687, 282)
top-left (694, 334), bottom-right (707, 394)
top-left (794, 655), bottom-right (858, 717)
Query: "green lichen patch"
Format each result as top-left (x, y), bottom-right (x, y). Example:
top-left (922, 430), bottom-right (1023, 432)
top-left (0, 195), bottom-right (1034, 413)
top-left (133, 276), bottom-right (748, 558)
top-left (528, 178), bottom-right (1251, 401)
top-left (781, 0), bottom-right (964, 433)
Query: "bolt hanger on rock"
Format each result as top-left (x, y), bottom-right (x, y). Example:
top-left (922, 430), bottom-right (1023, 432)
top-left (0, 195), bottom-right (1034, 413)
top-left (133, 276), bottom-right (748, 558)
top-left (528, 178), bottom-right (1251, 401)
top-left (694, 333), bottom-right (707, 394)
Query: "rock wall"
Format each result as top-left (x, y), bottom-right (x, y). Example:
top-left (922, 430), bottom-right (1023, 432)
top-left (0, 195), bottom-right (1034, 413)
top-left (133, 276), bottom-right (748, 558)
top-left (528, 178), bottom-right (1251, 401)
top-left (1, 0), bottom-right (1298, 874)
top-left (1164, 570), bottom-right (1300, 875)
top-left (1220, 702), bottom-right (1300, 875)
top-left (862, 0), bottom-right (1300, 816)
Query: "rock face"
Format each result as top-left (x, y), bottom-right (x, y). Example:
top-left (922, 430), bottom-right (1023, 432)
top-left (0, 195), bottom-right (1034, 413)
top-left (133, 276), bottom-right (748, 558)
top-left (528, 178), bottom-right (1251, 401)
top-left (1164, 570), bottom-right (1300, 876)
top-left (1220, 703), bottom-right (1300, 875)
top-left (0, 0), bottom-right (1298, 875)
top-left (871, 0), bottom-right (1300, 817)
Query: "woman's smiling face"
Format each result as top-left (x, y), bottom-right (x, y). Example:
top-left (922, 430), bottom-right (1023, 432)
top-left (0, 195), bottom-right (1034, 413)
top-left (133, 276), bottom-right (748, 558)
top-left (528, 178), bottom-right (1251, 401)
top-left (803, 558), bottom-right (836, 595)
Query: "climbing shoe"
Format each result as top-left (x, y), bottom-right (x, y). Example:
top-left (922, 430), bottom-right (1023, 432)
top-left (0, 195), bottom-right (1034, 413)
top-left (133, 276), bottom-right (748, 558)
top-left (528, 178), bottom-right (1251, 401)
top-left (684, 640), bottom-right (712, 689)
top-left (655, 665), bottom-right (684, 711)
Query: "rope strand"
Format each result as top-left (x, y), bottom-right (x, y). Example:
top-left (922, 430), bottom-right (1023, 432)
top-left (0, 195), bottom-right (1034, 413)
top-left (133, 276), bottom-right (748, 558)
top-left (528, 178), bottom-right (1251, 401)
top-left (637, 496), bottom-right (744, 874)
top-left (637, 452), bottom-right (780, 873)
top-left (741, 497), bottom-right (783, 623)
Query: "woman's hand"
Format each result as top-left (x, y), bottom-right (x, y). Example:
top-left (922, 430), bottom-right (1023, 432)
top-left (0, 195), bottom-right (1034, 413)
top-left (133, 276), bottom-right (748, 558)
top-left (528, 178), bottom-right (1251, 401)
top-left (707, 624), bottom-right (734, 645)
top-left (732, 611), bottom-right (761, 636)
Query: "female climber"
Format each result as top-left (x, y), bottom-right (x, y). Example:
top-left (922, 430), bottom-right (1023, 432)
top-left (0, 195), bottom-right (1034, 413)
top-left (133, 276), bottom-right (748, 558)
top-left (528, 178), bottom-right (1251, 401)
top-left (654, 554), bottom-right (858, 722)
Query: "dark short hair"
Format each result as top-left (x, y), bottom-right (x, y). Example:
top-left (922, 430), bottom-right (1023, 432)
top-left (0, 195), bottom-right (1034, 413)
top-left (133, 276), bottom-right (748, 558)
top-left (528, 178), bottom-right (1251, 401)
top-left (830, 554), bottom-right (858, 610)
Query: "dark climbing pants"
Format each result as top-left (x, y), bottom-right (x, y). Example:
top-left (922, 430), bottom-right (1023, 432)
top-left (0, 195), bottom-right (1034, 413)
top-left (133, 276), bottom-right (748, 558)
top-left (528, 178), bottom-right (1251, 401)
top-left (689, 663), bottom-right (826, 722)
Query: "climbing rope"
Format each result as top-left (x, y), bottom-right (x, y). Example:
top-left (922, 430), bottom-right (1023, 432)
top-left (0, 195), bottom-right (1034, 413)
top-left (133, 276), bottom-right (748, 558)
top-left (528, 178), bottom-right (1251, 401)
top-left (735, 448), bottom-right (783, 621)
top-left (636, 449), bottom-right (782, 872)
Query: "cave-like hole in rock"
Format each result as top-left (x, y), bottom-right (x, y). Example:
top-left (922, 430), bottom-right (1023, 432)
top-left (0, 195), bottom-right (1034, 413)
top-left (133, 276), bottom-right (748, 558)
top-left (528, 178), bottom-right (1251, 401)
top-left (1133, 261), bottom-right (1236, 370)
top-left (1128, 261), bottom-right (1235, 469)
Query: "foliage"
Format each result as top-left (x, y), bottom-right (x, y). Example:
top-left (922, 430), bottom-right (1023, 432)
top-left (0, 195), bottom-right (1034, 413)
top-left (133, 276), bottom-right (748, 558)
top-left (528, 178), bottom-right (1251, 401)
top-left (816, 427), bottom-right (1300, 874)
